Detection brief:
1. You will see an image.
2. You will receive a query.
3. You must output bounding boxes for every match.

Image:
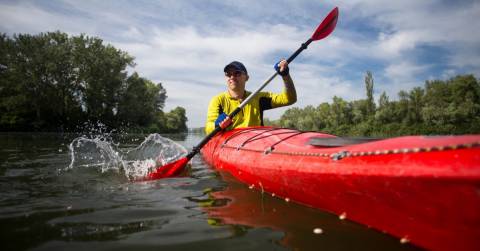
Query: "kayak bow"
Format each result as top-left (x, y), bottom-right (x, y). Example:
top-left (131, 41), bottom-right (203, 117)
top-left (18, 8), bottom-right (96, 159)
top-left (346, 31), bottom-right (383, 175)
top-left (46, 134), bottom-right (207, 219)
top-left (201, 126), bottom-right (480, 251)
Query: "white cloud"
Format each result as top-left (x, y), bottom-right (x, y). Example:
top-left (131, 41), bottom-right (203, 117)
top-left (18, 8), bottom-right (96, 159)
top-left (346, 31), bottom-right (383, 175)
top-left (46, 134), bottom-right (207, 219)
top-left (342, 0), bottom-right (480, 61)
top-left (1, 0), bottom-right (479, 127)
top-left (377, 31), bottom-right (419, 58)
top-left (379, 61), bottom-right (431, 98)
top-left (111, 24), bottom-right (311, 127)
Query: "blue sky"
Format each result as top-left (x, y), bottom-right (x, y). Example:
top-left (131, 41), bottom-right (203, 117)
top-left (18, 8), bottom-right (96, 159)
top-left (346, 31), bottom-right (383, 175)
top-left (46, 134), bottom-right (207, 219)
top-left (1, 0), bottom-right (479, 127)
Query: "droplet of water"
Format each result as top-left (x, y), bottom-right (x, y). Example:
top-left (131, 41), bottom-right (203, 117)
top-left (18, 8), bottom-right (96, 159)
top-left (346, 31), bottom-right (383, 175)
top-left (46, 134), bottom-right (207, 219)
top-left (400, 236), bottom-right (410, 244)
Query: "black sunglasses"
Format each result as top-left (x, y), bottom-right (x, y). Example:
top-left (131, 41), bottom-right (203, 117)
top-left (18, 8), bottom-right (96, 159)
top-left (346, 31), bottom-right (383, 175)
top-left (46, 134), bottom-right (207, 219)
top-left (225, 71), bottom-right (243, 78)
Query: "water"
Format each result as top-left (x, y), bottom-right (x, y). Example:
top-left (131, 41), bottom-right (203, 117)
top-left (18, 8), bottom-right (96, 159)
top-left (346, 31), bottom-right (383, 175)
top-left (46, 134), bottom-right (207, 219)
top-left (0, 132), bottom-right (421, 251)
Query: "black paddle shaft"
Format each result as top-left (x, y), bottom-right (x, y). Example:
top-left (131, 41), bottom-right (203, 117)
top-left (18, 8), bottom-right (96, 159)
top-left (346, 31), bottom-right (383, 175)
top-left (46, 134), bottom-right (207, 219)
top-left (286, 38), bottom-right (313, 64)
top-left (186, 38), bottom-right (315, 160)
top-left (186, 126), bottom-right (222, 159)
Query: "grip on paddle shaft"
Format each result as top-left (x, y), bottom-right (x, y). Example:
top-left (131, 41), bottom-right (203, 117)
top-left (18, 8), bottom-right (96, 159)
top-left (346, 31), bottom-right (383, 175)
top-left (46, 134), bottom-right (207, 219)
top-left (287, 38), bottom-right (313, 64)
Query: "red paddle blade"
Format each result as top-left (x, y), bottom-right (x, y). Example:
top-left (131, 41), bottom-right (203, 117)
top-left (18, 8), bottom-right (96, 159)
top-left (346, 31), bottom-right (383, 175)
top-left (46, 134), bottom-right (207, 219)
top-left (144, 157), bottom-right (189, 180)
top-left (311, 7), bottom-right (339, 41)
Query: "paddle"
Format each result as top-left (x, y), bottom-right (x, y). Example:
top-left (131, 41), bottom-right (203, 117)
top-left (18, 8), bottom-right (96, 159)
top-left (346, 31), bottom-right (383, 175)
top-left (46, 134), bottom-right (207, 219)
top-left (145, 6), bottom-right (339, 180)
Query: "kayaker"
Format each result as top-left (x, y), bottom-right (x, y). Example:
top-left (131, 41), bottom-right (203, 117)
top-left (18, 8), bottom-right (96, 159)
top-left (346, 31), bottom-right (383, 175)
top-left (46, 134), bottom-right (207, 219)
top-left (205, 60), bottom-right (296, 134)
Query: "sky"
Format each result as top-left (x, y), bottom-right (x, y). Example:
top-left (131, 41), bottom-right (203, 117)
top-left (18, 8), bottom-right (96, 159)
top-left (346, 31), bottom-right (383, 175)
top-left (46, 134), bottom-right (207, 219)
top-left (1, 0), bottom-right (479, 128)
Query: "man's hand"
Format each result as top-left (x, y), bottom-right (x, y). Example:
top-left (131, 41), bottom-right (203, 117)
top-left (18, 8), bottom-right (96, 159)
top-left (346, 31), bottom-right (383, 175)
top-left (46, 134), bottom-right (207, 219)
top-left (274, 59), bottom-right (289, 76)
top-left (215, 113), bottom-right (233, 129)
top-left (219, 116), bottom-right (232, 129)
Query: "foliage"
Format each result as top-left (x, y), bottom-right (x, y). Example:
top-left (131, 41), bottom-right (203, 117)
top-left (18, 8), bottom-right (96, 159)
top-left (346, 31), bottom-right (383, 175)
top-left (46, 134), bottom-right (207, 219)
top-left (164, 107), bottom-right (188, 133)
top-left (0, 31), bottom-right (187, 132)
top-left (274, 72), bottom-right (480, 136)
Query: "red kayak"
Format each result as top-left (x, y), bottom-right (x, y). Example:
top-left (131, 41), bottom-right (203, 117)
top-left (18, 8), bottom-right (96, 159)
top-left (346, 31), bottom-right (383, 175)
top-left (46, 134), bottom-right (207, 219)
top-left (201, 126), bottom-right (480, 251)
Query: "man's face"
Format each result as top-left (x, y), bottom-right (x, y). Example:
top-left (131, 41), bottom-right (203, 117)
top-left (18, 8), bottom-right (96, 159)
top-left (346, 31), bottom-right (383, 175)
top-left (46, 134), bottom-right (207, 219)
top-left (225, 70), bottom-right (248, 91)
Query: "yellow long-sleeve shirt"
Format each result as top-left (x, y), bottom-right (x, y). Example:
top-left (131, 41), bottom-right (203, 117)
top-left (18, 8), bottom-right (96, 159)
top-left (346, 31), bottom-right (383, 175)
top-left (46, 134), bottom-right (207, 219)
top-left (205, 88), bottom-right (297, 134)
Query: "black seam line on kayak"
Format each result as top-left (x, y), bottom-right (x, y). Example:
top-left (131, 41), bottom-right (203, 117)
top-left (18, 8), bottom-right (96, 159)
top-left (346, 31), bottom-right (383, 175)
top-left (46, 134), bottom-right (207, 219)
top-left (224, 128), bottom-right (315, 148)
top-left (265, 131), bottom-right (309, 154)
top-left (239, 128), bottom-right (287, 147)
top-left (241, 131), bottom-right (300, 147)
top-left (221, 141), bottom-right (480, 159)
top-left (222, 127), bottom-right (274, 146)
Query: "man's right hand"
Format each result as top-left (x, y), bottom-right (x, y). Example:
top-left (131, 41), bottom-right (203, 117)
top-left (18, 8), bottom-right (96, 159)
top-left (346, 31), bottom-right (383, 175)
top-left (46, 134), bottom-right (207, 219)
top-left (215, 113), bottom-right (232, 129)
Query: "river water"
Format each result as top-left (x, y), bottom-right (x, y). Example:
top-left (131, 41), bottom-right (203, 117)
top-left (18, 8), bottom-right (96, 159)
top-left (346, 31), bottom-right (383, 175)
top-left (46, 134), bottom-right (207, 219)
top-left (0, 132), bottom-right (421, 251)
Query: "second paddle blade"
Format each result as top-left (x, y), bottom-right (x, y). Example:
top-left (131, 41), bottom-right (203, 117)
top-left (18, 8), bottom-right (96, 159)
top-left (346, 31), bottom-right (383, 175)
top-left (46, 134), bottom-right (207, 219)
top-left (145, 157), bottom-right (189, 180)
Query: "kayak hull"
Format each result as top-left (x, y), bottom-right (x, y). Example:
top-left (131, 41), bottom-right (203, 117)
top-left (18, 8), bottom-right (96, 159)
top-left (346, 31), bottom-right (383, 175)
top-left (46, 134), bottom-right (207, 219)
top-left (201, 127), bottom-right (480, 251)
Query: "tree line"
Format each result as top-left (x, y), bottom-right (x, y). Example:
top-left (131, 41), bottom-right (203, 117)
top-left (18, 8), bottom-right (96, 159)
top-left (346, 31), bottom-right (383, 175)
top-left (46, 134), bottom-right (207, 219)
top-left (0, 31), bottom-right (187, 133)
top-left (267, 72), bottom-right (480, 136)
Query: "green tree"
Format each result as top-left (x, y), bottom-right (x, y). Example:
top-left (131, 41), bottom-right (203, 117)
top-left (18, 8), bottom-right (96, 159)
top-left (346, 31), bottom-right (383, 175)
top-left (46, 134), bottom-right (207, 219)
top-left (276, 73), bottom-right (479, 136)
top-left (396, 90), bottom-right (409, 124)
top-left (279, 107), bottom-right (302, 129)
top-left (327, 96), bottom-right (352, 134)
top-left (375, 91), bottom-right (394, 123)
top-left (422, 75), bottom-right (480, 133)
top-left (0, 34), bottom-right (23, 130)
top-left (3, 32), bottom-right (83, 130)
top-left (164, 107), bottom-right (188, 132)
top-left (350, 99), bottom-right (368, 124)
top-left (118, 73), bottom-right (167, 127)
top-left (315, 102), bottom-right (330, 130)
top-left (0, 31), bottom-right (186, 132)
top-left (365, 71), bottom-right (375, 116)
top-left (73, 35), bottom-right (134, 127)
top-left (297, 105), bottom-right (317, 131)
top-left (408, 87), bottom-right (424, 124)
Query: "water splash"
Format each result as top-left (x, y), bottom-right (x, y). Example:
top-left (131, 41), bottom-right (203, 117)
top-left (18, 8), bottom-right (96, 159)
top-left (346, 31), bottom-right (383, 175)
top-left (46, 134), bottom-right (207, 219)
top-left (68, 137), bottom-right (123, 172)
top-left (123, 134), bottom-right (187, 179)
top-left (67, 133), bottom-right (187, 181)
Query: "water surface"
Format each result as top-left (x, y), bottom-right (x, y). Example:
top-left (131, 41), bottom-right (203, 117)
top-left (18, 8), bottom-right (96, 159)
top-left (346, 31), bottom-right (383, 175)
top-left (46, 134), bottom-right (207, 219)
top-left (0, 132), bottom-right (421, 250)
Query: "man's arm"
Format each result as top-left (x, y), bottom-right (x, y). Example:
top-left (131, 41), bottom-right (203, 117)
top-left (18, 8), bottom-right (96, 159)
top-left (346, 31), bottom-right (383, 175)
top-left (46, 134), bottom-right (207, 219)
top-left (205, 97), bottom-right (220, 134)
top-left (281, 74), bottom-right (297, 104)
top-left (270, 59), bottom-right (297, 106)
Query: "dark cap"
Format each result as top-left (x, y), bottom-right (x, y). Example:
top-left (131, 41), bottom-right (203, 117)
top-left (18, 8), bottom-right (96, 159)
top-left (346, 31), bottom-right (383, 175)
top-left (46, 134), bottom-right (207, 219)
top-left (224, 61), bottom-right (247, 74)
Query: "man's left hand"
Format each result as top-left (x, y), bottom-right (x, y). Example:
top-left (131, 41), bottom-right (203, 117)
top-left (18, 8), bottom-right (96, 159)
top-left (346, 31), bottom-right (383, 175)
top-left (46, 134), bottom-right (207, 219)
top-left (274, 59), bottom-right (289, 76)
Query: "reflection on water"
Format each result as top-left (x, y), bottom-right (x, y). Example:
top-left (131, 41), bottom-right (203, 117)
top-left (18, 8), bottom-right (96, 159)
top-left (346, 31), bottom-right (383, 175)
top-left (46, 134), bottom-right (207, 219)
top-left (193, 172), bottom-right (421, 251)
top-left (0, 132), bottom-right (421, 251)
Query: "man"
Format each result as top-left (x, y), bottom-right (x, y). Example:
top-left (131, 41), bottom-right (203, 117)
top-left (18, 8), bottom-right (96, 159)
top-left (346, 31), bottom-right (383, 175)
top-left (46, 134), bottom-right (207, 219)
top-left (205, 60), bottom-right (296, 134)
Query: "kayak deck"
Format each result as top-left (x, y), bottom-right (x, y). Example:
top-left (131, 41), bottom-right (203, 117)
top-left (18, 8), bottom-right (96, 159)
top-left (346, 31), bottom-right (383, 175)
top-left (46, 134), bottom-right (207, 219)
top-left (201, 126), bottom-right (480, 251)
